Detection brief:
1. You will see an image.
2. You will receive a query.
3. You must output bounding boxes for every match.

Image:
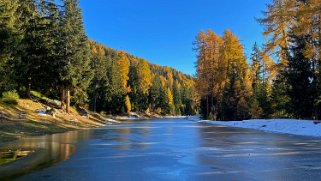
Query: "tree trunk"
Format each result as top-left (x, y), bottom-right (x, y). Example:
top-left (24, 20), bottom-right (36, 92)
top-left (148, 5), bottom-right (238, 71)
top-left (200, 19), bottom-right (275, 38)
top-left (60, 85), bottom-right (65, 109)
top-left (66, 87), bottom-right (70, 113)
top-left (94, 93), bottom-right (97, 113)
top-left (206, 96), bottom-right (209, 119)
top-left (27, 76), bottom-right (31, 98)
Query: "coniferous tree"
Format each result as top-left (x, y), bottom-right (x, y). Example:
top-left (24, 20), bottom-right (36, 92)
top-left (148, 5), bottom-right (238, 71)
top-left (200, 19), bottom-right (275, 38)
top-left (260, 0), bottom-right (321, 119)
top-left (195, 30), bottom-right (250, 120)
top-left (0, 0), bottom-right (21, 92)
top-left (118, 51), bottom-right (130, 93)
top-left (0, 0), bottom-right (196, 117)
top-left (59, 0), bottom-right (93, 112)
top-left (149, 76), bottom-right (162, 112)
top-left (285, 34), bottom-right (317, 119)
top-left (173, 80), bottom-right (182, 115)
top-left (15, 0), bottom-right (48, 98)
top-left (220, 30), bottom-right (250, 120)
top-left (136, 59), bottom-right (152, 112)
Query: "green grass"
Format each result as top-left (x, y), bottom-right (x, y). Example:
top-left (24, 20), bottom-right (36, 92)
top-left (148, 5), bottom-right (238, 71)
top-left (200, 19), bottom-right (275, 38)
top-left (0, 158), bottom-right (16, 166)
top-left (30, 91), bottom-right (61, 108)
top-left (0, 121), bottom-right (70, 140)
top-left (1, 90), bottom-right (19, 105)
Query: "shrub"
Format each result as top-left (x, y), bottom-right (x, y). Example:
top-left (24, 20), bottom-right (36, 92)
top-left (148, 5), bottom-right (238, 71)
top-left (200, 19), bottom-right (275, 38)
top-left (1, 90), bottom-right (20, 105)
top-left (30, 91), bottom-right (42, 98)
top-left (208, 113), bottom-right (216, 120)
top-left (31, 90), bottom-right (61, 108)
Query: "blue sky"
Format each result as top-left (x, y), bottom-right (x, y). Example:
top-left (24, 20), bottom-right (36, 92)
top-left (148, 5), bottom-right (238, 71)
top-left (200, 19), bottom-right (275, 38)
top-left (79, 0), bottom-right (271, 75)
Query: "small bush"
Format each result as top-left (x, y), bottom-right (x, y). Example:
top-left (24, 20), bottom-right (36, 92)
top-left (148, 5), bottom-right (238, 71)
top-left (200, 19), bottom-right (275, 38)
top-left (31, 90), bottom-right (61, 108)
top-left (30, 91), bottom-right (42, 99)
top-left (208, 113), bottom-right (216, 120)
top-left (1, 90), bottom-right (20, 105)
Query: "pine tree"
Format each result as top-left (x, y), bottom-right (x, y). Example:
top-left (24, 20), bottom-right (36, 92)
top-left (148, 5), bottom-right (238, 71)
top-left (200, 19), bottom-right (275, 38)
top-left (286, 34), bottom-right (317, 119)
top-left (107, 58), bottom-right (124, 113)
top-left (60, 0), bottom-right (93, 112)
top-left (39, 0), bottom-right (64, 95)
top-left (88, 42), bottom-right (109, 112)
top-left (260, 0), bottom-right (321, 119)
top-left (0, 0), bottom-right (21, 92)
top-left (149, 76), bottom-right (162, 112)
top-left (21, 0), bottom-right (56, 98)
top-left (249, 43), bottom-right (273, 118)
top-left (173, 80), bottom-right (182, 115)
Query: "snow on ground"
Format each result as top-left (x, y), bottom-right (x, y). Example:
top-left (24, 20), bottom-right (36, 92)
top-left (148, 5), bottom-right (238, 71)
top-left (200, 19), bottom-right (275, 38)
top-left (104, 118), bottom-right (121, 124)
top-left (163, 116), bottom-right (187, 119)
top-left (187, 115), bottom-right (201, 121)
top-left (188, 116), bottom-right (321, 137)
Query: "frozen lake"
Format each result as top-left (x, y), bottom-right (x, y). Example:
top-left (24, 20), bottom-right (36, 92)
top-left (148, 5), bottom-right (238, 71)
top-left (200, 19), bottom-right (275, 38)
top-left (1, 118), bottom-right (321, 181)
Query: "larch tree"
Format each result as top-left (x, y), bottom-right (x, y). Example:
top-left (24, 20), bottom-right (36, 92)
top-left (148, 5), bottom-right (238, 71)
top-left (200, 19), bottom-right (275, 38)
top-left (136, 59), bottom-right (152, 111)
top-left (118, 51), bottom-right (131, 93)
top-left (167, 88), bottom-right (174, 114)
top-left (220, 30), bottom-right (250, 120)
top-left (258, 0), bottom-right (297, 68)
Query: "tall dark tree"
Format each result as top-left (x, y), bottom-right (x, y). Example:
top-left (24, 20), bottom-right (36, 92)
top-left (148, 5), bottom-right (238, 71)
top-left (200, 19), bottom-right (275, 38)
top-left (285, 34), bottom-right (317, 119)
top-left (0, 0), bottom-right (21, 92)
top-left (59, 0), bottom-right (93, 113)
top-left (173, 80), bottom-right (182, 115)
top-left (18, 0), bottom-right (53, 98)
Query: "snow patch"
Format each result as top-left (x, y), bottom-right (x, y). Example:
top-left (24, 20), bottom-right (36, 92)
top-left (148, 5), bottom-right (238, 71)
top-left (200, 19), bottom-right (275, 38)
top-left (198, 119), bottom-right (321, 137)
top-left (187, 115), bottom-right (201, 121)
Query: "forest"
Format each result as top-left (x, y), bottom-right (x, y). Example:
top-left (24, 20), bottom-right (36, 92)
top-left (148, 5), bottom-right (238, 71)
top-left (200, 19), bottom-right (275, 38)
top-left (2, 0), bottom-right (321, 120)
top-left (0, 0), bottom-right (196, 116)
top-left (195, 0), bottom-right (321, 120)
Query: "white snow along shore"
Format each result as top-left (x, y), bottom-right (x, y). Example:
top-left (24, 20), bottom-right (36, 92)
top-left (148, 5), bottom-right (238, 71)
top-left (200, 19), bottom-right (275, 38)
top-left (187, 116), bottom-right (321, 137)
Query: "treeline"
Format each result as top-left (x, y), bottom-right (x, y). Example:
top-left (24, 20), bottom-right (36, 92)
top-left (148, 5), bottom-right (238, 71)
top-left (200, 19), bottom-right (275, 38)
top-left (88, 41), bottom-right (196, 115)
top-left (195, 0), bottom-right (321, 120)
top-left (0, 0), bottom-right (196, 115)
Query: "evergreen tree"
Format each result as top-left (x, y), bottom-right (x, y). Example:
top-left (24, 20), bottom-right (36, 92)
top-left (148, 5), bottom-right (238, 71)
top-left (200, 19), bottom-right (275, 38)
top-left (19, 0), bottom-right (54, 98)
top-left (59, 0), bottom-right (93, 112)
top-left (107, 58), bottom-right (124, 113)
top-left (149, 76), bottom-right (162, 112)
top-left (286, 34), bottom-right (317, 119)
top-left (0, 0), bottom-right (21, 92)
top-left (173, 80), bottom-right (182, 115)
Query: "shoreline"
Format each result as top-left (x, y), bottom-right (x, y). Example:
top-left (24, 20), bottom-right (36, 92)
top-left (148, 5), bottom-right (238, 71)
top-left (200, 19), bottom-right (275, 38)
top-left (188, 116), bottom-right (321, 138)
top-left (0, 102), bottom-right (188, 145)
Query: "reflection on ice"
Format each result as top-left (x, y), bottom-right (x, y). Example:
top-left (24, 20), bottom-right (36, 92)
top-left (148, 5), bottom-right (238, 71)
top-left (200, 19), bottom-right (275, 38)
top-left (0, 130), bottom-right (92, 180)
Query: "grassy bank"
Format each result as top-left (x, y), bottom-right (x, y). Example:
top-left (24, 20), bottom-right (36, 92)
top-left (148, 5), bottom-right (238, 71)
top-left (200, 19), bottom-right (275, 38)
top-left (0, 99), bottom-right (107, 144)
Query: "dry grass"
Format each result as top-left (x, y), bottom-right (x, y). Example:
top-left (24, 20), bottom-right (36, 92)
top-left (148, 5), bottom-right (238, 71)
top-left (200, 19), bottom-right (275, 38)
top-left (0, 99), bottom-right (107, 143)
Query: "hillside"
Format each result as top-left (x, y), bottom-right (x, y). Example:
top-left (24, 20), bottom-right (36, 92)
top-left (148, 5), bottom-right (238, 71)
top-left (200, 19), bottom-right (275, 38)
top-left (88, 40), bottom-right (196, 115)
top-left (0, 99), bottom-right (106, 143)
top-left (0, 0), bottom-right (197, 144)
